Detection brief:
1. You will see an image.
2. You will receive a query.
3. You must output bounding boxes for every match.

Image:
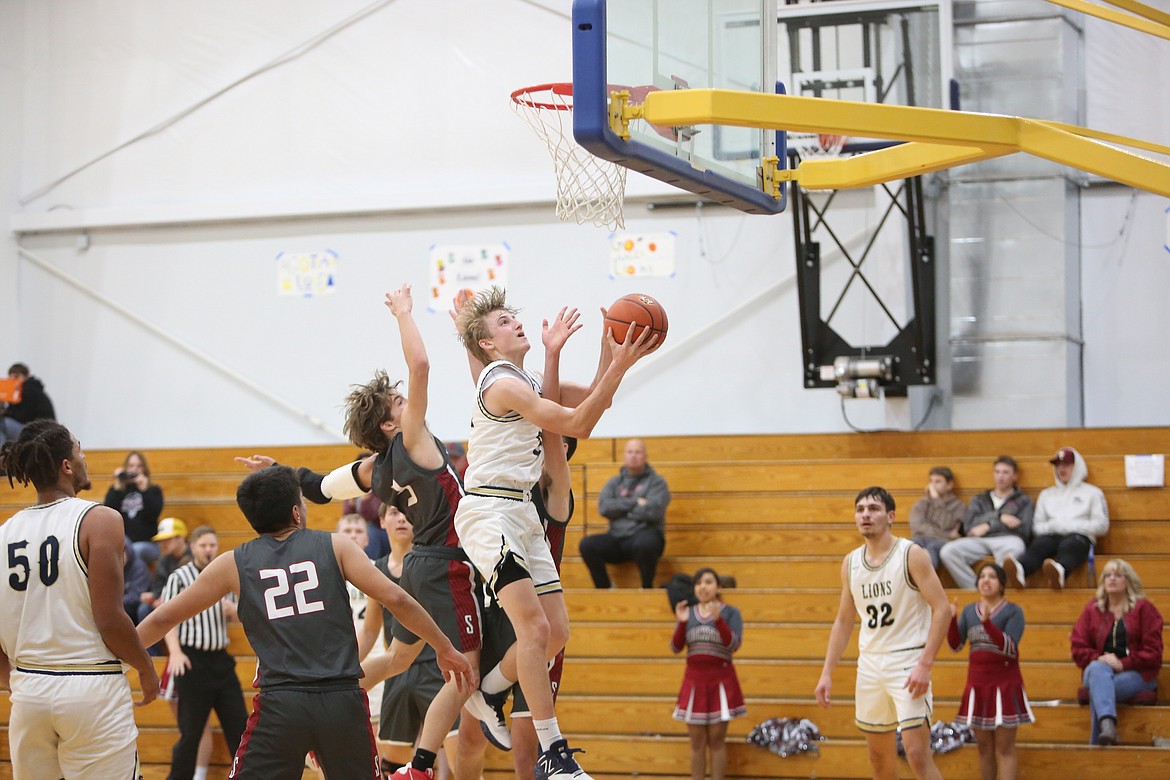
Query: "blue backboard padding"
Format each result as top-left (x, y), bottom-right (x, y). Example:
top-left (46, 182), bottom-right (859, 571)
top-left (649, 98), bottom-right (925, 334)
top-left (572, 0), bottom-right (786, 215)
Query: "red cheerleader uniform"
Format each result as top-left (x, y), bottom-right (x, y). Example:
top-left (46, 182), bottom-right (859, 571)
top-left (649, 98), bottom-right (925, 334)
top-left (671, 603), bottom-right (746, 724)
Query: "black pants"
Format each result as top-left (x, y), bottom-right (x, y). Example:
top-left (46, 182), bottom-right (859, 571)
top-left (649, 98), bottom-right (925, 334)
top-left (168, 649), bottom-right (248, 780)
top-left (579, 529), bottom-right (665, 588)
top-left (1018, 533), bottom-right (1093, 576)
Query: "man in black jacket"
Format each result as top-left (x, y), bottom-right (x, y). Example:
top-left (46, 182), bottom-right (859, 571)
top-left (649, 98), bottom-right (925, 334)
top-left (1, 363), bottom-right (56, 445)
top-left (579, 438), bottom-right (671, 588)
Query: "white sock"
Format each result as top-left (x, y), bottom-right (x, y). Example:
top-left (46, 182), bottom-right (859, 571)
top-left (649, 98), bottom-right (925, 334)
top-left (534, 717), bottom-right (563, 752)
top-left (193, 768), bottom-right (208, 780)
top-left (481, 664), bottom-right (513, 695)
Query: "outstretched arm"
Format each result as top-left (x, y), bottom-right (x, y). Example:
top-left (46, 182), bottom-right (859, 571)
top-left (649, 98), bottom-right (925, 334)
top-left (334, 536), bottom-right (475, 692)
top-left (138, 552), bottom-right (237, 649)
top-left (386, 284), bottom-right (444, 470)
top-left (560, 306), bottom-right (613, 408)
top-left (361, 636), bottom-right (426, 689)
top-left (236, 454), bottom-right (375, 506)
top-left (482, 324), bottom-right (657, 439)
top-left (540, 308), bottom-right (580, 518)
top-left (451, 293), bottom-right (486, 384)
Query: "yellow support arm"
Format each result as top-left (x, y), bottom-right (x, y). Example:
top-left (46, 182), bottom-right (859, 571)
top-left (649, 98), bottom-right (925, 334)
top-left (1045, 0), bottom-right (1170, 41)
top-left (628, 90), bottom-right (1170, 196)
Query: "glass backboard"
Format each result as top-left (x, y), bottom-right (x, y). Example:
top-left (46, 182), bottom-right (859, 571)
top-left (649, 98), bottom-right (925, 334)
top-left (572, 0), bottom-right (786, 214)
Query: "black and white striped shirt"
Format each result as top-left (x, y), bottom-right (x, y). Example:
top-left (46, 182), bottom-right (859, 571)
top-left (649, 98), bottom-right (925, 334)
top-left (160, 561), bottom-right (230, 652)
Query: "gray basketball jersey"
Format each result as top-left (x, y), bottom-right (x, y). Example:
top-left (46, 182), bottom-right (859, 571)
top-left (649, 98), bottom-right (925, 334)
top-left (234, 528), bottom-right (360, 688)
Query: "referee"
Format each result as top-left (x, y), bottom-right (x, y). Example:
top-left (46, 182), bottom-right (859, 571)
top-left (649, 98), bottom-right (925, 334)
top-left (161, 525), bottom-right (248, 780)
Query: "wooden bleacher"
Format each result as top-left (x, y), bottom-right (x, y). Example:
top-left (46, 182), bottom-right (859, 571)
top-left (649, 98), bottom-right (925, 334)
top-left (2, 427), bottom-right (1168, 779)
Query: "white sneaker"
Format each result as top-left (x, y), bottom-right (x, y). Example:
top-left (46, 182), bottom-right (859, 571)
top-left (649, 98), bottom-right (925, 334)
top-left (465, 689), bottom-right (511, 750)
top-left (1043, 558), bottom-right (1066, 589)
top-left (1004, 555), bottom-right (1026, 588)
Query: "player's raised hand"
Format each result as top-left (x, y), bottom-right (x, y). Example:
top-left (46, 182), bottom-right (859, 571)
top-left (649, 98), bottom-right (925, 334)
top-left (385, 283), bottom-right (413, 317)
top-left (235, 455), bottom-right (275, 471)
top-left (543, 306), bottom-right (583, 355)
top-left (437, 647), bottom-right (477, 694)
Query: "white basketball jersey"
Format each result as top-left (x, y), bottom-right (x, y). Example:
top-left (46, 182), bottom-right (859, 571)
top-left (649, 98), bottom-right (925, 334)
top-left (0, 497), bottom-right (118, 667)
top-left (848, 537), bottom-right (933, 655)
top-left (463, 360), bottom-right (544, 491)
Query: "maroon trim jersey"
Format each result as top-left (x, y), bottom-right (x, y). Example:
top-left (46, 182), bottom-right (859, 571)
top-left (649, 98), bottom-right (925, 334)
top-left (234, 529), bottom-right (360, 688)
top-left (533, 488), bottom-right (575, 573)
top-left (371, 433), bottom-right (465, 548)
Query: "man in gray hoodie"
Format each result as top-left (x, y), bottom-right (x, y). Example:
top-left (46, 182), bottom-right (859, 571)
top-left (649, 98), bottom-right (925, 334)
top-left (579, 439), bottom-right (671, 588)
top-left (1005, 447), bottom-right (1108, 589)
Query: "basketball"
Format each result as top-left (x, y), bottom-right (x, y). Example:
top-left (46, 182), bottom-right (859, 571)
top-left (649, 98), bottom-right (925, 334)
top-left (604, 293), bottom-right (668, 351)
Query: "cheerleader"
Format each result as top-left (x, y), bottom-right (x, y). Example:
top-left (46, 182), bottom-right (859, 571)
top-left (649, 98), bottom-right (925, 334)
top-left (671, 568), bottom-right (745, 780)
top-left (948, 562), bottom-right (1034, 780)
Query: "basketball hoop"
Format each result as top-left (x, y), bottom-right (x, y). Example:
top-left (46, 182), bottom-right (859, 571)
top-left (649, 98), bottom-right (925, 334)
top-left (511, 83), bottom-right (628, 231)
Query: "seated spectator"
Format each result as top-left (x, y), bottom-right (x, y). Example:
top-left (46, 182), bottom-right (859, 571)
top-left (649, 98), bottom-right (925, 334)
top-left (908, 466), bottom-right (965, 568)
top-left (1005, 447), bottom-right (1107, 589)
top-left (122, 536), bottom-right (151, 625)
top-left (0, 362), bottom-right (55, 445)
top-left (941, 456), bottom-right (1034, 590)
top-left (139, 517), bottom-right (191, 629)
top-left (1071, 559), bottom-right (1162, 746)
top-left (104, 450), bottom-right (165, 566)
top-left (580, 438), bottom-right (671, 589)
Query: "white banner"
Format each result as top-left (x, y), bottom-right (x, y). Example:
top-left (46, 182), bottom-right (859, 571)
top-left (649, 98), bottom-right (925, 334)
top-left (427, 244), bottom-right (509, 312)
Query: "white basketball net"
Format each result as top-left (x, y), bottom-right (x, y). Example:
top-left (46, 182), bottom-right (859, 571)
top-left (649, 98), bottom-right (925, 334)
top-left (789, 132), bottom-right (847, 160)
top-left (789, 132), bottom-right (848, 193)
top-left (511, 84), bottom-right (628, 231)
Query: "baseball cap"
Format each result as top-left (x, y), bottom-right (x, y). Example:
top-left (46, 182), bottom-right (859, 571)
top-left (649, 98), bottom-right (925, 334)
top-left (1049, 448), bottom-right (1076, 466)
top-left (152, 517), bottom-right (189, 541)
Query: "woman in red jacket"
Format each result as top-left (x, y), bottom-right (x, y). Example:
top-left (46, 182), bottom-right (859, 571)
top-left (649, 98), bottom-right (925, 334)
top-left (1070, 558), bottom-right (1162, 745)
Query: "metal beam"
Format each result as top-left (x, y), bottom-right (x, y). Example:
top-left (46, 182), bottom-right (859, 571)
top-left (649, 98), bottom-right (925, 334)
top-left (1045, 0), bottom-right (1170, 40)
top-left (628, 90), bottom-right (1170, 196)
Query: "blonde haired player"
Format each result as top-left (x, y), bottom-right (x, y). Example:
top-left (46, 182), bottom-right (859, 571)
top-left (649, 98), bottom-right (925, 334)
top-left (451, 287), bottom-right (656, 780)
top-left (816, 486), bottom-right (950, 780)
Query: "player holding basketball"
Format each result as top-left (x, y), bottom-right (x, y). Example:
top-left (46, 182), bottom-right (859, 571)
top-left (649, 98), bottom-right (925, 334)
top-left (0, 420), bottom-right (159, 779)
top-left (138, 465), bottom-right (473, 778)
top-left (453, 294), bottom-right (579, 780)
top-left (452, 286), bottom-right (656, 780)
top-left (815, 487), bottom-right (950, 780)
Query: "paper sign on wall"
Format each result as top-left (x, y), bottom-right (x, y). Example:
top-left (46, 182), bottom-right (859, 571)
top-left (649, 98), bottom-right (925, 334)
top-left (428, 244), bottom-right (509, 312)
top-left (1124, 454), bottom-right (1165, 487)
top-left (277, 250), bottom-right (338, 298)
top-left (610, 232), bottom-right (676, 278)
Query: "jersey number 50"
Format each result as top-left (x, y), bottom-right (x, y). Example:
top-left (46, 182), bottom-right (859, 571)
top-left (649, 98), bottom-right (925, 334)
top-left (7, 538), bottom-right (61, 591)
top-left (259, 561), bottom-right (325, 620)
